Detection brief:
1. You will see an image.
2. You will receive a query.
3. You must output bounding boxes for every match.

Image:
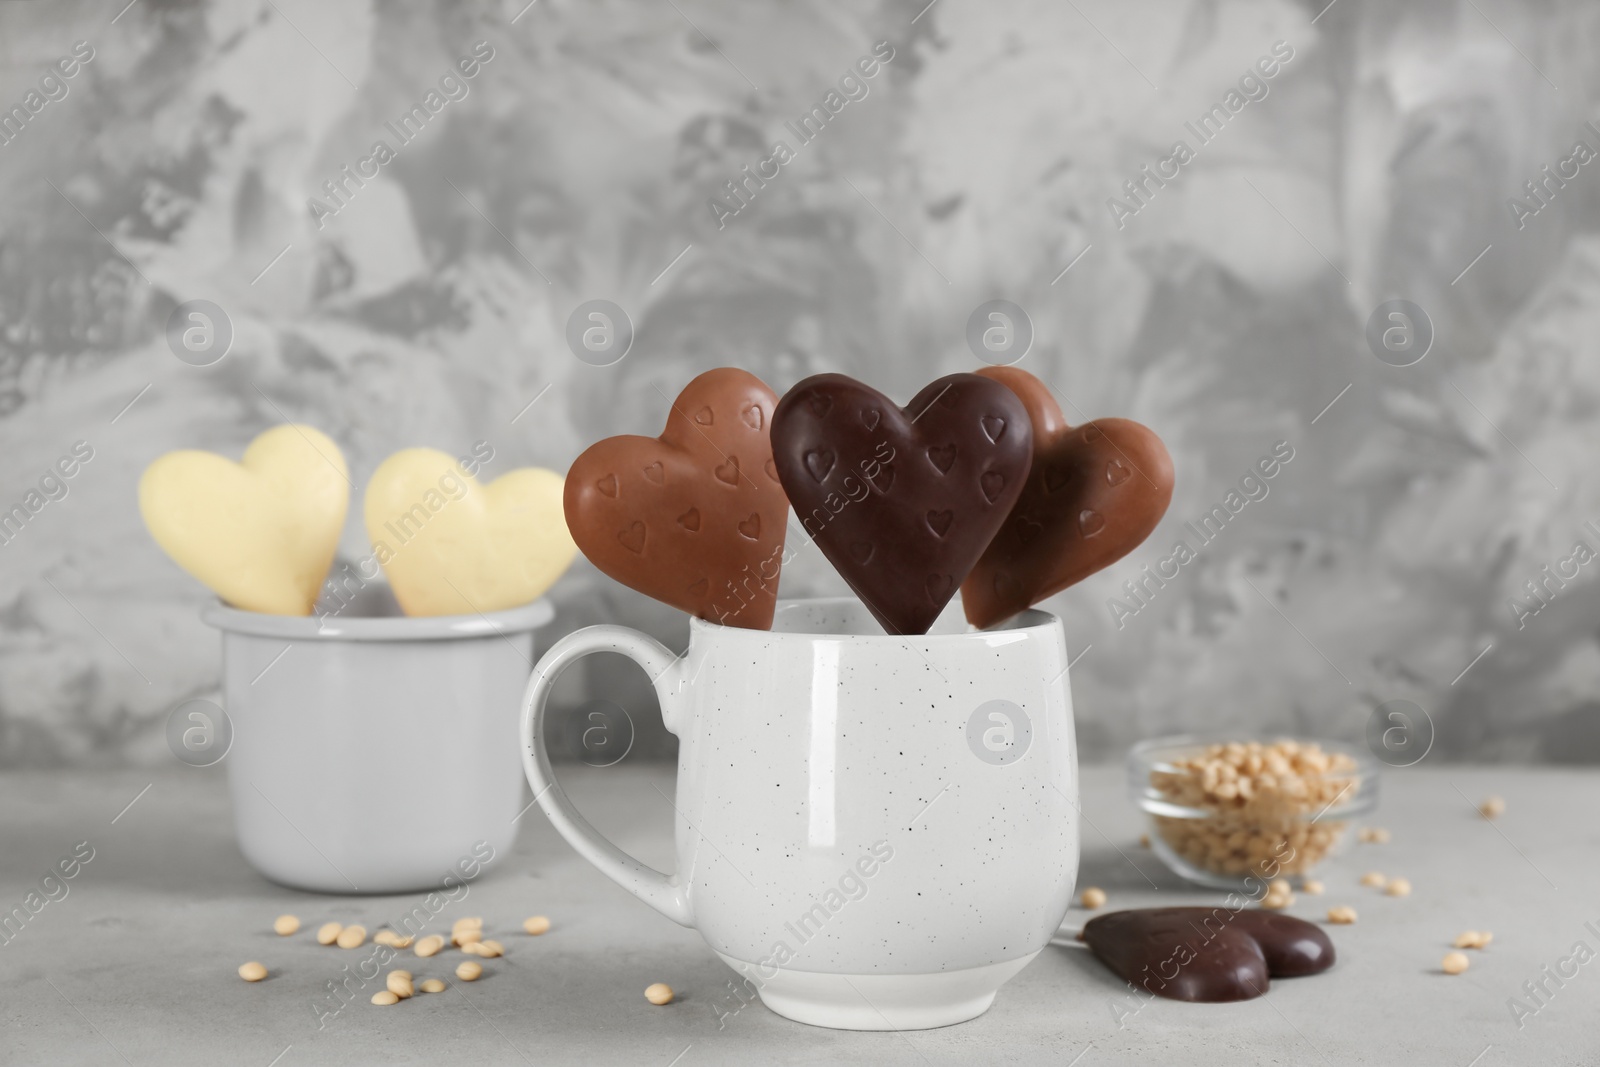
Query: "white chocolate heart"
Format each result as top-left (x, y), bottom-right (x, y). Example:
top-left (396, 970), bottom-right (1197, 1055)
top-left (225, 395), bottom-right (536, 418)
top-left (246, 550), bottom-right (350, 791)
top-left (139, 424), bottom-right (350, 615)
top-left (364, 448), bottom-right (576, 617)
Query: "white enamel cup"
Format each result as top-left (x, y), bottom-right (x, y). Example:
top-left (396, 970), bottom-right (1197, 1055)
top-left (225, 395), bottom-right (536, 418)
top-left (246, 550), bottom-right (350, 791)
top-left (520, 596), bottom-right (1079, 1030)
top-left (206, 594), bottom-right (552, 894)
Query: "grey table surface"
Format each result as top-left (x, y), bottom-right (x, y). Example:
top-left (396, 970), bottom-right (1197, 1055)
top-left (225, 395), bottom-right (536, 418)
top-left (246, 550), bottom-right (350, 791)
top-left (1, 762), bottom-right (1596, 1067)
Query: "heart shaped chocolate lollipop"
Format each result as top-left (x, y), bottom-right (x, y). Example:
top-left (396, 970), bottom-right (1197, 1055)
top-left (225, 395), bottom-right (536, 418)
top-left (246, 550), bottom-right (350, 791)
top-left (364, 449), bottom-right (576, 617)
top-left (138, 424), bottom-right (349, 615)
top-left (564, 368), bottom-right (787, 629)
top-left (962, 366), bottom-right (1173, 629)
top-left (771, 372), bottom-right (1032, 636)
top-left (1082, 907), bottom-right (1335, 1002)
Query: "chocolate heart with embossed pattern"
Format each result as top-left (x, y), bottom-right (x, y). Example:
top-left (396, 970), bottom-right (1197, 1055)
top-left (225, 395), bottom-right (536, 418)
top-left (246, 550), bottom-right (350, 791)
top-left (962, 366), bottom-right (1173, 629)
top-left (1082, 907), bottom-right (1335, 1002)
top-left (565, 368), bottom-right (787, 629)
top-left (771, 372), bottom-right (1032, 635)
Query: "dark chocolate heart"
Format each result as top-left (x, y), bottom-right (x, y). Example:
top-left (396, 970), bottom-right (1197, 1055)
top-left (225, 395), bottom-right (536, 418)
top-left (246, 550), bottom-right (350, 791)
top-left (1082, 907), bottom-right (1335, 1003)
top-left (771, 372), bottom-right (1033, 635)
top-left (564, 368), bottom-right (788, 629)
top-left (962, 366), bottom-right (1173, 629)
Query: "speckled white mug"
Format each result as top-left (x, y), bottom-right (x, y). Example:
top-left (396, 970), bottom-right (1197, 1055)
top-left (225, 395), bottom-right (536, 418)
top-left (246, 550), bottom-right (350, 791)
top-left (521, 596), bottom-right (1080, 1030)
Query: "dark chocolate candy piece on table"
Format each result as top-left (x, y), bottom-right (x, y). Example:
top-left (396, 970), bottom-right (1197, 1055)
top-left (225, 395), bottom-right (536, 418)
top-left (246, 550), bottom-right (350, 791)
top-left (1081, 907), bottom-right (1335, 1002)
top-left (770, 372), bottom-right (1032, 636)
top-left (564, 368), bottom-right (788, 630)
top-left (962, 365), bottom-right (1174, 629)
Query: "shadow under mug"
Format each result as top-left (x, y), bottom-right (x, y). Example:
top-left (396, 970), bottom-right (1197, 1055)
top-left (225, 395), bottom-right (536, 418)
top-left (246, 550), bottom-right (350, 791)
top-left (521, 596), bottom-right (1080, 1030)
top-left (206, 592), bottom-right (552, 894)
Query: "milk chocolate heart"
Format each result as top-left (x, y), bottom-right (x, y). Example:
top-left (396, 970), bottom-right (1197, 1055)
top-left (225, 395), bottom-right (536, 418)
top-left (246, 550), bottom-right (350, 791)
top-left (1082, 907), bottom-right (1335, 1002)
top-left (564, 368), bottom-right (787, 629)
top-left (771, 372), bottom-right (1032, 636)
top-left (962, 366), bottom-right (1173, 629)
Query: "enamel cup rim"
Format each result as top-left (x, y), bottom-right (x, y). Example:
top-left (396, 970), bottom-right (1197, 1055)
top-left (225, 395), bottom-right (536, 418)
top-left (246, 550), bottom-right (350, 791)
top-left (201, 597), bottom-right (553, 641)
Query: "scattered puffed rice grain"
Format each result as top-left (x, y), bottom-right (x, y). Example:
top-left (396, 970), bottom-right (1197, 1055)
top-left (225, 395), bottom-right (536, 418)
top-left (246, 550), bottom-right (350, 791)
top-left (454, 929), bottom-right (483, 947)
top-left (645, 983), bottom-right (674, 1005)
top-left (387, 972), bottom-right (414, 999)
top-left (452, 917), bottom-right (483, 932)
top-left (1385, 878), bottom-right (1412, 897)
top-left (1480, 795), bottom-right (1506, 819)
top-left (238, 961), bottom-right (267, 982)
top-left (420, 978), bottom-right (446, 994)
top-left (390, 969), bottom-right (412, 980)
top-left (415, 935), bottom-right (445, 958)
top-left (316, 922), bottom-right (343, 945)
top-left (1454, 931), bottom-right (1480, 949)
top-left (371, 991), bottom-right (399, 1006)
top-left (1080, 887), bottom-right (1107, 909)
top-left (476, 940), bottom-right (504, 958)
top-left (1442, 952), bottom-right (1470, 975)
top-left (1327, 906), bottom-right (1358, 924)
top-left (1261, 891), bottom-right (1295, 910)
top-left (375, 929), bottom-right (413, 948)
top-left (273, 915), bottom-right (299, 937)
top-left (523, 916), bottom-right (551, 935)
top-left (456, 961), bottom-right (483, 981)
top-left (336, 924), bottom-right (367, 949)
top-left (1359, 872), bottom-right (1386, 888)
top-left (1478, 931), bottom-right (1494, 947)
top-left (1302, 880), bottom-right (1324, 895)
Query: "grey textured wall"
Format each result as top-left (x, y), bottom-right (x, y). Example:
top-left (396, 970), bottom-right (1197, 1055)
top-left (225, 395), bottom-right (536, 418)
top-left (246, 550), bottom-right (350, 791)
top-left (3, 0), bottom-right (1599, 767)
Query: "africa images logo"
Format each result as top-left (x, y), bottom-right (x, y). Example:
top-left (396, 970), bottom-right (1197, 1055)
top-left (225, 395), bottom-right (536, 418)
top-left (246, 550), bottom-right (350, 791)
top-left (967, 700), bottom-right (1033, 766)
top-left (706, 41), bottom-right (896, 230)
top-left (307, 42), bottom-right (496, 229)
top-left (1105, 40), bottom-right (1296, 229)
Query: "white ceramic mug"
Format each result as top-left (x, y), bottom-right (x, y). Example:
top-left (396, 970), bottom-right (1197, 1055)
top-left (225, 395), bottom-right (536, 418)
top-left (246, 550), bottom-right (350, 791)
top-left (206, 590), bottom-right (552, 894)
top-left (520, 596), bottom-right (1079, 1030)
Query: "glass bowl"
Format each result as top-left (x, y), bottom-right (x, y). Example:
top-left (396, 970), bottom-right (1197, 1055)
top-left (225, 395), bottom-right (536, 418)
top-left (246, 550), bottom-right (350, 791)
top-left (1128, 734), bottom-right (1379, 891)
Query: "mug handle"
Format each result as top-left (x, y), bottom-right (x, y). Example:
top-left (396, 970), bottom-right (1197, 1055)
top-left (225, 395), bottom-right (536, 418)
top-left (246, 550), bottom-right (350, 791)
top-left (519, 625), bottom-right (694, 928)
